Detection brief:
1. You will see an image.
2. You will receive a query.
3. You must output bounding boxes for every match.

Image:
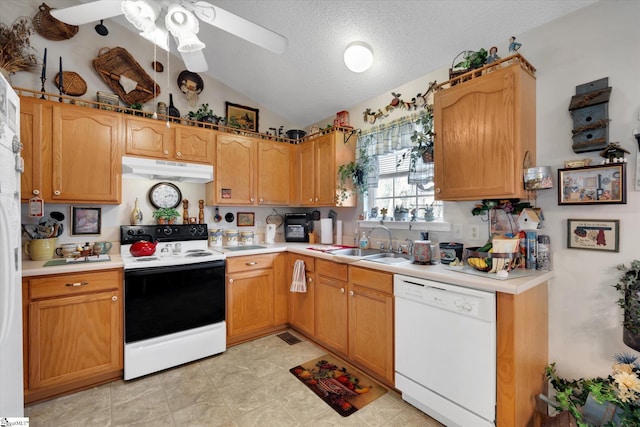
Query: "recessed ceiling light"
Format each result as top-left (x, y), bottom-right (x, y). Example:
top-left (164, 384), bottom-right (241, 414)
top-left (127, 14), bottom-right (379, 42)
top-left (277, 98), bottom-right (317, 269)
top-left (344, 41), bottom-right (373, 73)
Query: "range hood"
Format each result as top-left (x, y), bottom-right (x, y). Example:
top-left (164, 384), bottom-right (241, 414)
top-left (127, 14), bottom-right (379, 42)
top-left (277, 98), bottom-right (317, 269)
top-left (122, 156), bottom-right (214, 183)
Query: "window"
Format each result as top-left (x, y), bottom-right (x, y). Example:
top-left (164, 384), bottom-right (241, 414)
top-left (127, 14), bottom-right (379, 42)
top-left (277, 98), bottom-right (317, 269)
top-left (365, 149), bottom-right (441, 221)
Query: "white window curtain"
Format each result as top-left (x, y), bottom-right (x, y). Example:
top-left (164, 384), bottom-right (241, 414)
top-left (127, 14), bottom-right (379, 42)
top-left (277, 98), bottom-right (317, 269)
top-left (356, 111), bottom-right (431, 189)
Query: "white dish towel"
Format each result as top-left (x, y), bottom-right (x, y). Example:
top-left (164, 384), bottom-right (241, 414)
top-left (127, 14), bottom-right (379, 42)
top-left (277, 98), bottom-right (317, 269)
top-left (290, 259), bottom-right (307, 293)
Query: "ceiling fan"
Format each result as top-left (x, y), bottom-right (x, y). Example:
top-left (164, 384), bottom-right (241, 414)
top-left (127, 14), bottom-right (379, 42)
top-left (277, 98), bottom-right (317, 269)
top-left (50, 0), bottom-right (288, 72)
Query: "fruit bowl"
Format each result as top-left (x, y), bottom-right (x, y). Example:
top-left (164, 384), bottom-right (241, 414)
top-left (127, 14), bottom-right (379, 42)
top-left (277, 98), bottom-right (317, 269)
top-left (463, 247), bottom-right (522, 273)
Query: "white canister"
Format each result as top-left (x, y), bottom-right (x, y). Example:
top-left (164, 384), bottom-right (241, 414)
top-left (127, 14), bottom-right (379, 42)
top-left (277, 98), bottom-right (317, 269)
top-left (240, 230), bottom-right (254, 245)
top-left (209, 228), bottom-right (223, 247)
top-left (224, 229), bottom-right (239, 246)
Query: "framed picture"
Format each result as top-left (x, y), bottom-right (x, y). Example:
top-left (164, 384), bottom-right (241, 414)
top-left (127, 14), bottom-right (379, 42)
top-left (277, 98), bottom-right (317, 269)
top-left (567, 218), bottom-right (619, 252)
top-left (71, 207), bottom-right (101, 235)
top-left (558, 163), bottom-right (626, 205)
top-left (225, 102), bottom-right (259, 132)
top-left (237, 212), bottom-right (255, 227)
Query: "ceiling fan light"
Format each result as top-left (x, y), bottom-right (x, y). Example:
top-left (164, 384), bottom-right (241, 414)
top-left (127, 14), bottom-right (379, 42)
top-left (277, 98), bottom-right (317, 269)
top-left (165, 4), bottom-right (205, 52)
top-left (344, 41), bottom-right (373, 73)
top-left (121, 0), bottom-right (160, 33)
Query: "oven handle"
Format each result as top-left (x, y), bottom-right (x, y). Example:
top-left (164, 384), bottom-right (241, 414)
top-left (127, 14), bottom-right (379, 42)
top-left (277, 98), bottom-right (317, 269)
top-left (125, 260), bottom-right (225, 278)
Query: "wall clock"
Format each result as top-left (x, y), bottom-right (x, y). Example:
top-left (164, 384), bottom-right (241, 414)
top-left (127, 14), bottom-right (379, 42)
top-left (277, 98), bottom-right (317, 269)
top-left (148, 182), bottom-right (182, 209)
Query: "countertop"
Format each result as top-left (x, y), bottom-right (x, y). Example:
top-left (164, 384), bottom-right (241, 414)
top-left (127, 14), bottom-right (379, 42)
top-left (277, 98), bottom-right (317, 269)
top-left (22, 243), bottom-right (552, 294)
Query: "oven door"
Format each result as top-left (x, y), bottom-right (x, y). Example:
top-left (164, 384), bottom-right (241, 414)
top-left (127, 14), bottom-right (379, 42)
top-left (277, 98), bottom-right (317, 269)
top-left (124, 259), bottom-right (225, 344)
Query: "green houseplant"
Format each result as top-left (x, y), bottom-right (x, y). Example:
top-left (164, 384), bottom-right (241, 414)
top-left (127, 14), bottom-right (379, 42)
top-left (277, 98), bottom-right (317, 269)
top-left (337, 146), bottom-right (375, 205)
top-left (399, 108), bottom-right (434, 172)
top-left (152, 208), bottom-right (180, 224)
top-left (615, 260), bottom-right (640, 351)
top-left (187, 103), bottom-right (224, 126)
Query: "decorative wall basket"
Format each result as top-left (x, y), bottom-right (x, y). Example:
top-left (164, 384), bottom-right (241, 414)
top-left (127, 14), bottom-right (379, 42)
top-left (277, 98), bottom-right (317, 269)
top-left (33, 3), bottom-right (78, 41)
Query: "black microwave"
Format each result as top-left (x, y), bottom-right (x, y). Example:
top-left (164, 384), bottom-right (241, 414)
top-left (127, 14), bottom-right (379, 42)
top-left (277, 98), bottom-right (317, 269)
top-left (284, 213), bottom-right (309, 242)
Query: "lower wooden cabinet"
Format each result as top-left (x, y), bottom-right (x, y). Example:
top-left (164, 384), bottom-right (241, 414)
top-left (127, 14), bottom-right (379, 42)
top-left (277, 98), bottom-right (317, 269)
top-left (348, 266), bottom-right (394, 385)
top-left (22, 269), bottom-right (123, 404)
top-left (287, 253), bottom-right (316, 337)
top-left (313, 260), bottom-right (395, 386)
top-left (226, 253), bottom-right (286, 344)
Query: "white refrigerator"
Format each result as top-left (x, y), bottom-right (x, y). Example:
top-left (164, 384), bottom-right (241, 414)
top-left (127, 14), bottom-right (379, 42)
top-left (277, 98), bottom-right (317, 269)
top-left (0, 72), bottom-right (24, 416)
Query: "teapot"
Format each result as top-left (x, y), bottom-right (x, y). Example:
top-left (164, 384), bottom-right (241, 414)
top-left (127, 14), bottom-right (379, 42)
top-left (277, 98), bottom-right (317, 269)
top-left (129, 235), bottom-right (157, 257)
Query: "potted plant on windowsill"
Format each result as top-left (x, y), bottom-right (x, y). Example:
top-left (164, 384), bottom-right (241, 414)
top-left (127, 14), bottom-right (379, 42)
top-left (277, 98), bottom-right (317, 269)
top-left (152, 208), bottom-right (180, 224)
top-left (399, 108), bottom-right (434, 172)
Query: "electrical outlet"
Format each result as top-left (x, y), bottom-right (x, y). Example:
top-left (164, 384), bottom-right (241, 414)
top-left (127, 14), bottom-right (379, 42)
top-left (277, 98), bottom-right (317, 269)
top-left (453, 223), bottom-right (463, 240)
top-left (468, 224), bottom-right (480, 240)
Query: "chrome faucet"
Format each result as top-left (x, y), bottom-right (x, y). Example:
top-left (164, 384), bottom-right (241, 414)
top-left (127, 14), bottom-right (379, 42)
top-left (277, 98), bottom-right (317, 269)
top-left (366, 225), bottom-right (393, 252)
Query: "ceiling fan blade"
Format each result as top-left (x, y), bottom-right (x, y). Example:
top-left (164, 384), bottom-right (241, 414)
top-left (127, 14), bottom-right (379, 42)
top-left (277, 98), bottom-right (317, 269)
top-left (180, 50), bottom-right (208, 73)
top-left (185, 1), bottom-right (288, 54)
top-left (50, 0), bottom-right (125, 26)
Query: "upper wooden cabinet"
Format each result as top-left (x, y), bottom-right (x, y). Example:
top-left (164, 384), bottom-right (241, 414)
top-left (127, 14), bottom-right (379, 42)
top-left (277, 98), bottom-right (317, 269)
top-left (433, 59), bottom-right (536, 201)
top-left (20, 98), bottom-right (122, 204)
top-left (208, 134), bottom-right (291, 206)
top-left (124, 116), bottom-right (214, 164)
top-left (296, 131), bottom-right (355, 207)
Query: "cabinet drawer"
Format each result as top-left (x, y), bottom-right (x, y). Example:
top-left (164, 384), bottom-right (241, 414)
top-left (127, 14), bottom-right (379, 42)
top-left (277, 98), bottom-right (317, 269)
top-left (349, 266), bottom-right (393, 294)
top-left (316, 259), bottom-right (348, 281)
top-left (226, 254), bottom-right (275, 273)
top-left (28, 270), bottom-right (121, 300)
top-left (288, 253), bottom-right (315, 273)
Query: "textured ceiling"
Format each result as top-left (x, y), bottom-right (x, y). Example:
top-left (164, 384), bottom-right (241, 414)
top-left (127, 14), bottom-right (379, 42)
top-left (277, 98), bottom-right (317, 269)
top-left (62, 0), bottom-right (598, 127)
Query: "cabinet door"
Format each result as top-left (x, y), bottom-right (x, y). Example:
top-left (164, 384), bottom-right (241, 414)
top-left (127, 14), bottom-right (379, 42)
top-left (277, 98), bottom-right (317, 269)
top-left (434, 63), bottom-right (535, 200)
top-left (51, 104), bottom-right (122, 203)
top-left (315, 274), bottom-right (348, 355)
top-left (19, 98), bottom-right (51, 201)
top-left (215, 134), bottom-right (255, 204)
top-left (288, 254), bottom-right (316, 337)
top-left (298, 141), bottom-right (316, 206)
top-left (226, 268), bottom-right (274, 338)
top-left (315, 135), bottom-right (337, 206)
top-left (28, 290), bottom-right (122, 390)
top-left (257, 140), bottom-right (290, 205)
top-left (175, 125), bottom-right (215, 164)
top-left (124, 116), bottom-right (172, 159)
top-left (348, 285), bottom-right (394, 384)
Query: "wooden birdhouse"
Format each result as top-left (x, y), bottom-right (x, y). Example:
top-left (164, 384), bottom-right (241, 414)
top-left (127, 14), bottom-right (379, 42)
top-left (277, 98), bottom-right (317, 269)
top-left (599, 142), bottom-right (630, 163)
top-left (517, 208), bottom-right (540, 231)
top-left (568, 77), bottom-right (611, 153)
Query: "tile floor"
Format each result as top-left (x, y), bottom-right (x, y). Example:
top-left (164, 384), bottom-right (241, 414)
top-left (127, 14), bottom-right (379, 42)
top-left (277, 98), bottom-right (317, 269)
top-left (25, 330), bottom-right (443, 426)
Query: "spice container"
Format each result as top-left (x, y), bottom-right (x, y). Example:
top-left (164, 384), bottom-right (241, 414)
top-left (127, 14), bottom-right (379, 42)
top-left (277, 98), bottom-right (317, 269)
top-left (537, 235), bottom-right (551, 271)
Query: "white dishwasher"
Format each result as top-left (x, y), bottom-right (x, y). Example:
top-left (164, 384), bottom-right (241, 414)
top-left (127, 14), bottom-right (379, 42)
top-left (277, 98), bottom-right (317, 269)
top-left (394, 274), bottom-right (496, 427)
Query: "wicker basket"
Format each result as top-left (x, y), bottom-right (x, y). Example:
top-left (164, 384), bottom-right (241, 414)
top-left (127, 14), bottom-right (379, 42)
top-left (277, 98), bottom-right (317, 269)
top-left (33, 3), bottom-right (78, 41)
top-left (92, 47), bottom-right (160, 106)
top-left (54, 71), bottom-right (87, 96)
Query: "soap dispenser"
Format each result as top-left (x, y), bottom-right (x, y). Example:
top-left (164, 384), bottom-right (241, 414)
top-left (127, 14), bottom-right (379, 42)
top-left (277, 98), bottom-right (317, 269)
top-left (359, 232), bottom-right (369, 249)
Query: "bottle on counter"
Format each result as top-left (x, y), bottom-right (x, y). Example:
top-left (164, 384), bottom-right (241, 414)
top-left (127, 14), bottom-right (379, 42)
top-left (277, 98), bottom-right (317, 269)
top-left (359, 232), bottom-right (369, 249)
top-left (537, 235), bottom-right (551, 271)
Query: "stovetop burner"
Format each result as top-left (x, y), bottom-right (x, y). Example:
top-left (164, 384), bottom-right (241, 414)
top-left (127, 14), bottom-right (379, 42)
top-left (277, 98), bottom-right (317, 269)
top-left (186, 252), bottom-right (212, 258)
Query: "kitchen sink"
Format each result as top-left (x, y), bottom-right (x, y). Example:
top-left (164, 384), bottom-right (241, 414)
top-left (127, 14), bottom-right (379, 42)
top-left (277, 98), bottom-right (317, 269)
top-left (328, 248), bottom-right (412, 265)
top-left (328, 248), bottom-right (381, 257)
top-left (362, 252), bottom-right (412, 265)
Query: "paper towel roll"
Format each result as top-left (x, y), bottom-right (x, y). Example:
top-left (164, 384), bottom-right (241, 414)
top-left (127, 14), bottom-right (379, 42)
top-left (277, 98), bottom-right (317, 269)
top-left (320, 218), bottom-right (333, 244)
top-left (336, 220), bottom-right (343, 245)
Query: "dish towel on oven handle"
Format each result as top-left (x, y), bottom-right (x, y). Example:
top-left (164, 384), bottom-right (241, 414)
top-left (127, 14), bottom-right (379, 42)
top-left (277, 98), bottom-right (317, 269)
top-left (290, 259), bottom-right (307, 293)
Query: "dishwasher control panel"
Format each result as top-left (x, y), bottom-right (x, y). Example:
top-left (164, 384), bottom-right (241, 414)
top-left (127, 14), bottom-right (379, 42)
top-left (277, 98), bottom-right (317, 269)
top-left (394, 274), bottom-right (495, 322)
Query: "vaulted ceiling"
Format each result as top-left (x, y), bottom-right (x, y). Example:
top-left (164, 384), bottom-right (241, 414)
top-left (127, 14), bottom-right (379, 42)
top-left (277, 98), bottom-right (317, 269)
top-left (57, 0), bottom-right (598, 127)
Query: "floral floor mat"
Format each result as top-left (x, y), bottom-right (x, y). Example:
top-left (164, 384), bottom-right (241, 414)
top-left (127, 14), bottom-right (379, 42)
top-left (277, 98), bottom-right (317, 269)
top-left (289, 354), bottom-right (387, 417)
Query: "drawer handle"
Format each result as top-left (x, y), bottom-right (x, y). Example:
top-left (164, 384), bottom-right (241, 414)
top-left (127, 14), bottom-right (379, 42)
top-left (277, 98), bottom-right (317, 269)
top-left (229, 278), bottom-right (234, 284)
top-left (349, 290), bottom-right (354, 296)
top-left (112, 296), bottom-right (118, 302)
top-left (65, 281), bottom-right (88, 287)
top-left (245, 261), bottom-right (258, 266)
top-left (340, 287), bottom-right (345, 293)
